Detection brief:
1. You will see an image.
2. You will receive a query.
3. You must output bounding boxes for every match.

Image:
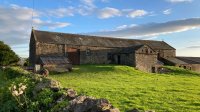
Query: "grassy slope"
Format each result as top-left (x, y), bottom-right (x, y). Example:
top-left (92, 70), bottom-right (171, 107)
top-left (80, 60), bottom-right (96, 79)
top-left (49, 65), bottom-right (200, 112)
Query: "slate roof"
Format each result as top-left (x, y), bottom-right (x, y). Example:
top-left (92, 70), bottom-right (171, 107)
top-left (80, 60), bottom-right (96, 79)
top-left (164, 57), bottom-right (188, 65)
top-left (32, 29), bottom-right (175, 50)
top-left (119, 45), bottom-right (144, 54)
top-left (119, 45), bottom-right (157, 54)
top-left (164, 57), bottom-right (200, 65)
top-left (40, 56), bottom-right (71, 65)
top-left (176, 57), bottom-right (200, 64)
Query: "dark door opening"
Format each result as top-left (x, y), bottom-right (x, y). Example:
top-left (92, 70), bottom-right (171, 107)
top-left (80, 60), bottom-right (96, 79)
top-left (152, 67), bottom-right (156, 73)
top-left (67, 48), bottom-right (80, 65)
top-left (157, 53), bottom-right (160, 59)
top-left (117, 55), bottom-right (121, 64)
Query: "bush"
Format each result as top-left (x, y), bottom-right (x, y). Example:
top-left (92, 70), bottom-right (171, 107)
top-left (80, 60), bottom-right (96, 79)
top-left (51, 100), bottom-right (69, 112)
top-left (0, 67), bottom-right (69, 112)
top-left (0, 67), bottom-right (37, 112)
top-left (3, 67), bottom-right (31, 79)
top-left (36, 88), bottom-right (54, 109)
top-left (0, 41), bottom-right (19, 66)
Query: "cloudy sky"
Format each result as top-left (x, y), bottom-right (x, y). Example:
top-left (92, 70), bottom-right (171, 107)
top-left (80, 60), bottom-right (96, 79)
top-left (0, 0), bottom-right (200, 57)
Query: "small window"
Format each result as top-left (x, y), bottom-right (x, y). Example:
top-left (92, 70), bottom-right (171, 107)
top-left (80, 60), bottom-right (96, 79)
top-left (145, 49), bottom-right (148, 54)
top-left (86, 49), bottom-right (91, 56)
top-left (150, 51), bottom-right (153, 53)
top-left (183, 66), bottom-right (186, 69)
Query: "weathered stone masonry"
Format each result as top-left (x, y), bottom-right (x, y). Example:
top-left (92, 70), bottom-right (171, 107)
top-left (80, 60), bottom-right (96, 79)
top-left (30, 29), bottom-right (188, 73)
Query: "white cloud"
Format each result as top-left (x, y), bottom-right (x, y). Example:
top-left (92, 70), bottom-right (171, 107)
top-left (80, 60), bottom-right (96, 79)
top-left (48, 7), bottom-right (75, 17)
top-left (87, 18), bottom-right (200, 38)
top-left (116, 25), bottom-right (128, 30)
top-left (0, 4), bottom-right (70, 57)
top-left (167, 0), bottom-right (193, 3)
top-left (127, 10), bottom-right (148, 18)
top-left (116, 24), bottom-right (137, 30)
top-left (80, 0), bottom-right (96, 8)
top-left (163, 9), bottom-right (172, 15)
top-left (77, 0), bottom-right (97, 16)
top-left (46, 1), bottom-right (148, 19)
top-left (98, 7), bottom-right (121, 19)
top-left (33, 19), bottom-right (70, 29)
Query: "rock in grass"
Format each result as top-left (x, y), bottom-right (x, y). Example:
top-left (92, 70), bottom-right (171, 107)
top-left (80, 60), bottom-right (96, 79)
top-left (96, 98), bottom-right (112, 111)
top-left (65, 96), bottom-right (119, 112)
top-left (33, 79), bottom-right (61, 97)
top-left (64, 88), bottom-right (78, 99)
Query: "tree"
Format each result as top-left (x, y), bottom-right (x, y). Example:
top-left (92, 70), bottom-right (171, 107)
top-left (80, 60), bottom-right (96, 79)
top-left (24, 58), bottom-right (29, 66)
top-left (0, 41), bottom-right (19, 66)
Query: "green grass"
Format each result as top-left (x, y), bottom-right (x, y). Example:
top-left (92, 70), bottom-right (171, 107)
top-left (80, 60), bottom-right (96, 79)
top-left (49, 65), bottom-right (200, 112)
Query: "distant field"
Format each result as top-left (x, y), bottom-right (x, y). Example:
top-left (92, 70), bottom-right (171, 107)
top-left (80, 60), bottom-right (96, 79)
top-left (49, 65), bottom-right (200, 112)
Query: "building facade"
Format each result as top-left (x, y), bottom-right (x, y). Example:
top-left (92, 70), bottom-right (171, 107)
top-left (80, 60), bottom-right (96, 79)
top-left (30, 29), bottom-right (178, 73)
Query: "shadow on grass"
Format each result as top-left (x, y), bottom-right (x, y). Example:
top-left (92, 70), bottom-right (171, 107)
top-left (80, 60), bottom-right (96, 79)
top-left (50, 64), bottom-right (117, 75)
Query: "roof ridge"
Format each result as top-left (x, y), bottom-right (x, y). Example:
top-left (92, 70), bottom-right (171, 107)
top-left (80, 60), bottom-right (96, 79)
top-left (34, 29), bottom-right (163, 42)
top-left (176, 57), bottom-right (200, 64)
top-left (33, 29), bottom-right (175, 50)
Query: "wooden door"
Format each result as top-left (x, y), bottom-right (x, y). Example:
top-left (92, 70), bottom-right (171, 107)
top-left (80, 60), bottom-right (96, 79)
top-left (67, 48), bottom-right (80, 65)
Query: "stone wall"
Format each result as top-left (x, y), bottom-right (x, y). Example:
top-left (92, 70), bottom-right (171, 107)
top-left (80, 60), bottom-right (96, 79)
top-left (113, 53), bottom-right (135, 66)
top-left (31, 42), bottom-right (160, 73)
top-left (156, 49), bottom-right (176, 58)
top-left (135, 53), bottom-right (157, 72)
top-left (135, 46), bottom-right (157, 72)
top-left (35, 43), bottom-right (120, 65)
top-left (175, 64), bottom-right (200, 73)
top-left (34, 43), bottom-right (65, 65)
top-left (36, 43), bottom-right (64, 56)
top-left (191, 64), bottom-right (200, 73)
top-left (175, 64), bottom-right (192, 70)
top-left (77, 46), bottom-right (117, 64)
top-left (29, 34), bottom-right (36, 66)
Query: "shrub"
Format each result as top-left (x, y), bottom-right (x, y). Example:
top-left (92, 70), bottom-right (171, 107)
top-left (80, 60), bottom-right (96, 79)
top-left (51, 100), bottom-right (69, 112)
top-left (36, 88), bottom-right (54, 110)
top-left (0, 67), bottom-right (37, 112)
top-left (0, 41), bottom-right (19, 66)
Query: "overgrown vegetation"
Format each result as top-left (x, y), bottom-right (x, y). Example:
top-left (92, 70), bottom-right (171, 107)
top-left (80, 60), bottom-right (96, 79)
top-left (1, 65), bottom-right (200, 111)
top-left (50, 65), bottom-right (200, 112)
top-left (0, 67), bottom-right (67, 112)
top-left (0, 41), bottom-right (19, 66)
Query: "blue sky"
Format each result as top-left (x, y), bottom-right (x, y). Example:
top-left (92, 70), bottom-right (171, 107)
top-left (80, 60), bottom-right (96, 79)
top-left (0, 0), bottom-right (200, 57)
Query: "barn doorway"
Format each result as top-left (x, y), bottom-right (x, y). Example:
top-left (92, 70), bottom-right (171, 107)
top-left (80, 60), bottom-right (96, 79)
top-left (152, 67), bottom-right (156, 73)
top-left (67, 48), bottom-right (80, 65)
top-left (117, 55), bottom-right (121, 64)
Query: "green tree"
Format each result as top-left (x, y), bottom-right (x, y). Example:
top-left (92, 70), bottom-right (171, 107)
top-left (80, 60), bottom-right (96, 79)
top-left (24, 58), bottom-right (29, 66)
top-left (0, 41), bottom-right (19, 66)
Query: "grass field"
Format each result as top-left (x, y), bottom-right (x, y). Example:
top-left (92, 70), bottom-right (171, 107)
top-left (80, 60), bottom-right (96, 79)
top-left (49, 65), bottom-right (200, 112)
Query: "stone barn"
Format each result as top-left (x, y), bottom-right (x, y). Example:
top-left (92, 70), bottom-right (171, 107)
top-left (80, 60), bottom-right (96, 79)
top-left (163, 57), bottom-right (200, 72)
top-left (30, 29), bottom-right (176, 73)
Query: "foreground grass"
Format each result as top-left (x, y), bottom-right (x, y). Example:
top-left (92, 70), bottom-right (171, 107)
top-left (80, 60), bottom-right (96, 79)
top-left (49, 65), bottom-right (200, 112)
